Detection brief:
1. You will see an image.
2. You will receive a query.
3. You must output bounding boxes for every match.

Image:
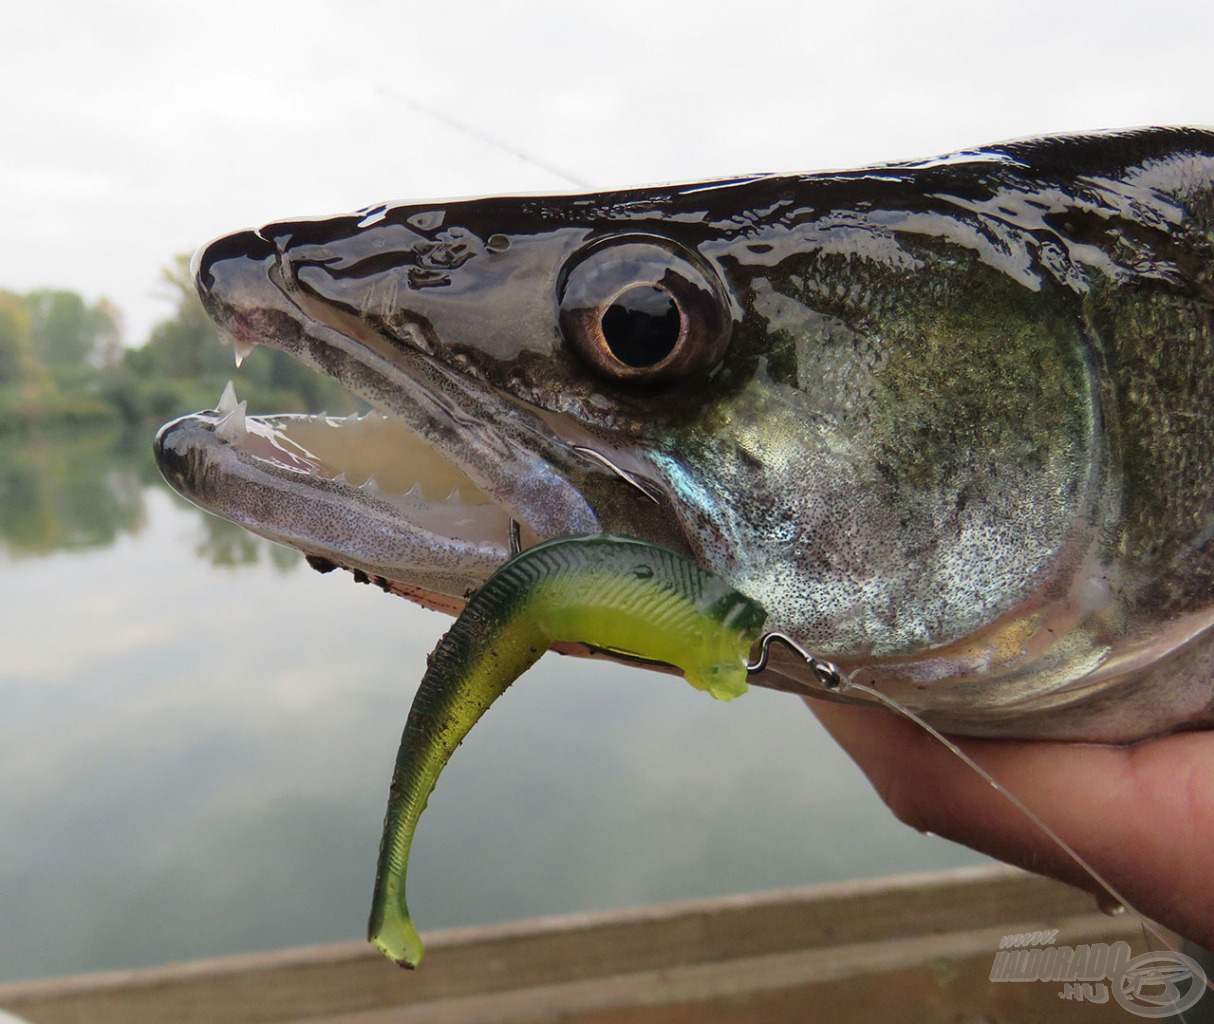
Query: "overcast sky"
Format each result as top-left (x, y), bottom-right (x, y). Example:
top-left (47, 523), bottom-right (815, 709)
top-left (3, 0), bottom-right (1211, 343)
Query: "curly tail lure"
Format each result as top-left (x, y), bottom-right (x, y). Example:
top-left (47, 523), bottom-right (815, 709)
top-left (368, 534), bottom-right (768, 967)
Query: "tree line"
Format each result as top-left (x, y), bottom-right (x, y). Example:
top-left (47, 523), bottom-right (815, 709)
top-left (0, 255), bottom-right (355, 432)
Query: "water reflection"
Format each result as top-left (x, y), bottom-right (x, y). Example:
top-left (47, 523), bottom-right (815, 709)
top-left (0, 430), bottom-right (147, 556)
top-left (0, 431), bottom-right (988, 984)
top-left (0, 428), bottom-right (299, 570)
top-left (194, 514), bottom-right (301, 571)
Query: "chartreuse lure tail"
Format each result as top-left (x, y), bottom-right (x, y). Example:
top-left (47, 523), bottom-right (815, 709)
top-left (368, 534), bottom-right (767, 967)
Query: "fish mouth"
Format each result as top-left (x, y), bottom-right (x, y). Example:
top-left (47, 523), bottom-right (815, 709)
top-left (155, 398), bottom-right (517, 607)
top-left (154, 226), bottom-right (637, 608)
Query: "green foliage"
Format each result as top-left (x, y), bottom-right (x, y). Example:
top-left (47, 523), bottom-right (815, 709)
top-left (92, 298), bottom-right (124, 369)
top-left (0, 252), bottom-right (359, 433)
top-left (0, 385), bottom-right (113, 429)
top-left (0, 286), bottom-right (124, 428)
top-left (0, 253), bottom-right (359, 564)
top-left (0, 291), bottom-right (34, 387)
top-left (140, 254), bottom-right (232, 380)
top-left (26, 289), bottom-right (92, 369)
top-left (25, 288), bottom-right (121, 374)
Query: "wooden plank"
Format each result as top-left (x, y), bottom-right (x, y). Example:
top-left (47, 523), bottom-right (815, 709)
top-left (288, 916), bottom-right (1142, 1024)
top-left (0, 867), bottom-right (1146, 1024)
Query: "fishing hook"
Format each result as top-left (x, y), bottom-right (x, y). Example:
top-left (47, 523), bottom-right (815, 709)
top-left (747, 632), bottom-right (851, 693)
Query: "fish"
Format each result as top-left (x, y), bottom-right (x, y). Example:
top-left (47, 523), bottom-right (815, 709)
top-left (368, 533), bottom-right (767, 967)
top-left (155, 126), bottom-right (1214, 744)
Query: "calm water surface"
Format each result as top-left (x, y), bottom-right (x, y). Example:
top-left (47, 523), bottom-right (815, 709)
top-left (0, 430), bottom-right (987, 983)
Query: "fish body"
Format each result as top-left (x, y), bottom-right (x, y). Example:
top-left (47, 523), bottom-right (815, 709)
top-left (156, 127), bottom-right (1214, 742)
top-left (368, 533), bottom-right (766, 966)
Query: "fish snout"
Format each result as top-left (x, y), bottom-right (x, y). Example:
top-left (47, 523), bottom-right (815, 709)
top-left (192, 228), bottom-right (308, 360)
top-left (193, 228), bottom-right (276, 307)
top-left (153, 415), bottom-right (212, 500)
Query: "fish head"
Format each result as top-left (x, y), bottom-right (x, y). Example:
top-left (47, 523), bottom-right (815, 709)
top-left (159, 176), bottom-right (826, 604)
top-left (158, 164), bottom-right (1098, 657)
top-left (157, 128), bottom-right (1214, 738)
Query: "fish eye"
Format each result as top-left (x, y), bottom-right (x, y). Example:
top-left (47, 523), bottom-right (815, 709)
top-left (600, 284), bottom-right (680, 367)
top-left (558, 238), bottom-right (730, 383)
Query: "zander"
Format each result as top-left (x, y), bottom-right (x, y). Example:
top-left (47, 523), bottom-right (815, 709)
top-left (156, 127), bottom-right (1214, 742)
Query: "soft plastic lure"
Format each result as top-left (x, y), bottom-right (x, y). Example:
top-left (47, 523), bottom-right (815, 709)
top-left (368, 534), bottom-right (767, 967)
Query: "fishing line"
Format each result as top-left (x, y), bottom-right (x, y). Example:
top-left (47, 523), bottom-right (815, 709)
top-left (375, 85), bottom-right (594, 190)
top-left (841, 679), bottom-right (1179, 951)
top-left (751, 634), bottom-right (1189, 961)
top-left (816, 668), bottom-right (1214, 1012)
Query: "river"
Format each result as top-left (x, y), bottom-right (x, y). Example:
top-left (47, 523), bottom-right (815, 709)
top-left (0, 427), bottom-right (987, 982)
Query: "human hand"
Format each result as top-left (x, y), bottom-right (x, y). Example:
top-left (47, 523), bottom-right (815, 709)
top-left (807, 697), bottom-right (1214, 948)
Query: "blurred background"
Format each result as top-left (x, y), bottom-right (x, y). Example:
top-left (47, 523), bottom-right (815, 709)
top-left (0, 0), bottom-right (1208, 983)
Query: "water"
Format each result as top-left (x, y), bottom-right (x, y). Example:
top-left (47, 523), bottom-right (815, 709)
top-left (0, 429), bottom-right (987, 983)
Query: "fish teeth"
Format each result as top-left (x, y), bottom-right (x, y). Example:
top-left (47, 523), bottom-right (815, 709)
top-left (216, 327), bottom-right (257, 367)
top-left (215, 398), bottom-right (248, 444)
top-left (233, 337), bottom-right (256, 368)
top-left (362, 476), bottom-right (381, 494)
top-left (402, 323), bottom-right (433, 355)
top-left (216, 380), bottom-right (238, 416)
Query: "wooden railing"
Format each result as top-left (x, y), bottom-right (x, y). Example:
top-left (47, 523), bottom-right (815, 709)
top-left (0, 866), bottom-right (1150, 1023)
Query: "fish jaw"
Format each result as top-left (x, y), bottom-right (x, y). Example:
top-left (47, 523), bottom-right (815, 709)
top-left (154, 407), bottom-right (512, 598)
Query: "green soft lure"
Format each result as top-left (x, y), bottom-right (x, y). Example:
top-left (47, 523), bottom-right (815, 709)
top-left (368, 534), bottom-right (767, 967)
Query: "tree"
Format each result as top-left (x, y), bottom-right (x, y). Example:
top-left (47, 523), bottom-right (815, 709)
top-left (0, 290), bottom-right (34, 387)
top-left (26, 290), bottom-right (92, 370)
top-left (141, 254), bottom-right (230, 379)
top-left (23, 289), bottom-right (124, 374)
top-left (89, 298), bottom-right (124, 369)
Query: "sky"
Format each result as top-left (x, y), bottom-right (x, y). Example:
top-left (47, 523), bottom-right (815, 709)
top-left (2, 0), bottom-right (1211, 344)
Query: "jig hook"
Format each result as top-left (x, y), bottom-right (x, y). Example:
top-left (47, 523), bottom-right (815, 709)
top-left (747, 632), bottom-right (851, 694)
